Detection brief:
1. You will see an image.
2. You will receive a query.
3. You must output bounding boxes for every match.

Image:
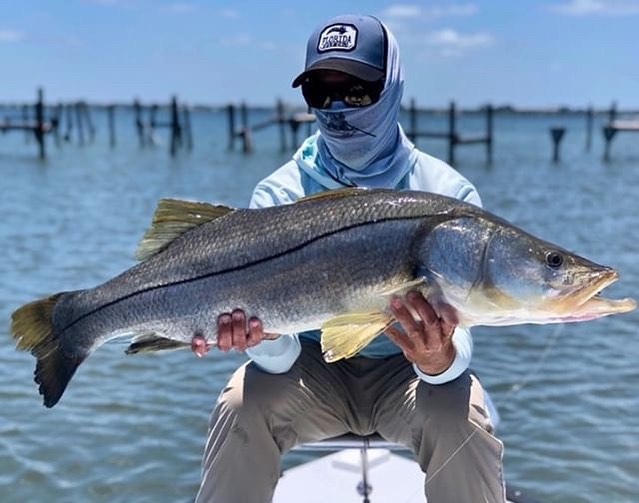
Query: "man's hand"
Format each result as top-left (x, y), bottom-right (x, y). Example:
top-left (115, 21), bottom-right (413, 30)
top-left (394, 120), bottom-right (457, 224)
top-left (386, 291), bottom-right (458, 375)
top-left (191, 310), bottom-right (279, 357)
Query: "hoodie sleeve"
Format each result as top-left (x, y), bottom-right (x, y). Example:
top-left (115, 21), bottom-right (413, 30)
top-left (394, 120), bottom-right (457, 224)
top-left (412, 327), bottom-right (473, 385)
top-left (244, 168), bottom-right (304, 374)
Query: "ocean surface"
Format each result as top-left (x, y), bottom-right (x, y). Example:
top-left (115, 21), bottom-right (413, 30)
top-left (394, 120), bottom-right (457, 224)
top-left (0, 106), bottom-right (637, 503)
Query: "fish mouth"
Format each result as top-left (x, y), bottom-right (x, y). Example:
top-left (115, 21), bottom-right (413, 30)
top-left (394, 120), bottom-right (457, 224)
top-left (554, 268), bottom-right (636, 322)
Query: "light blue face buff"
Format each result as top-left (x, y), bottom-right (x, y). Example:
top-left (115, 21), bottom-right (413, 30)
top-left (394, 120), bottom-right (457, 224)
top-left (314, 102), bottom-right (377, 140)
top-left (294, 22), bottom-right (418, 188)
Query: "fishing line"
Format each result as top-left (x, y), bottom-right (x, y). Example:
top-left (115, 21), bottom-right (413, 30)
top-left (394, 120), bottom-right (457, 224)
top-left (401, 323), bottom-right (566, 502)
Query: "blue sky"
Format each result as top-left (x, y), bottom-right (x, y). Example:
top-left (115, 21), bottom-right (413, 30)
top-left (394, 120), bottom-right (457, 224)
top-left (1, 0), bottom-right (637, 107)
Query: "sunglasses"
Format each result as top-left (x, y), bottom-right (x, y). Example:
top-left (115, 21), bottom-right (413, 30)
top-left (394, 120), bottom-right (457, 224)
top-left (301, 77), bottom-right (384, 109)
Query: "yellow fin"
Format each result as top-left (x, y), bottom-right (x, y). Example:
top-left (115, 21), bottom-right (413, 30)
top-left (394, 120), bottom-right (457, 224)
top-left (321, 311), bottom-right (393, 363)
top-left (296, 187), bottom-right (370, 203)
top-left (136, 198), bottom-right (235, 261)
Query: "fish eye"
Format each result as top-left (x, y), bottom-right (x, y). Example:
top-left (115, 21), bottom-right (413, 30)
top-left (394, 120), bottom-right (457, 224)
top-left (546, 251), bottom-right (564, 268)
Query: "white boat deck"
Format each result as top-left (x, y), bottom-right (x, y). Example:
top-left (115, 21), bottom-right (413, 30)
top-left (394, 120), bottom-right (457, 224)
top-left (274, 448), bottom-right (425, 503)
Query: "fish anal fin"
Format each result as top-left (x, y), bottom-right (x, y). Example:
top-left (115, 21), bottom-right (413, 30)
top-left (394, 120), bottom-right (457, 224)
top-left (136, 198), bottom-right (235, 261)
top-left (321, 312), bottom-right (393, 363)
top-left (125, 333), bottom-right (190, 354)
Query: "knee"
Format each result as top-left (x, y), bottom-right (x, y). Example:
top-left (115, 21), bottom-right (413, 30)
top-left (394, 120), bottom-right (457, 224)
top-left (213, 362), bottom-right (293, 427)
top-left (414, 371), bottom-right (496, 433)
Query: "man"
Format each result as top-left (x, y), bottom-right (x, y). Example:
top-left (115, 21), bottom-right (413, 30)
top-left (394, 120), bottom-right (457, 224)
top-left (195, 14), bottom-right (505, 503)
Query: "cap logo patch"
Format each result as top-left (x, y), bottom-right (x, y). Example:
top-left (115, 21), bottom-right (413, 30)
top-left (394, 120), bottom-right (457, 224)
top-left (318, 24), bottom-right (357, 52)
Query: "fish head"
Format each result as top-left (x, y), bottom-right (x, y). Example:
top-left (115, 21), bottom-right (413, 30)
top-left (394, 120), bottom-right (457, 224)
top-left (419, 216), bottom-right (636, 326)
top-left (470, 223), bottom-right (636, 324)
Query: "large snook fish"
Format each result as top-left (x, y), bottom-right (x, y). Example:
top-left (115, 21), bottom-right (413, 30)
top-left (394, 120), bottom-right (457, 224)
top-left (10, 189), bottom-right (636, 407)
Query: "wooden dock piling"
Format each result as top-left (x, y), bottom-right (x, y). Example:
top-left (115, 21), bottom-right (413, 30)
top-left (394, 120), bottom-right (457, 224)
top-left (601, 101), bottom-right (639, 161)
top-left (550, 127), bottom-right (566, 162)
top-left (585, 106), bottom-right (593, 151)
top-left (405, 100), bottom-right (493, 166)
top-left (107, 105), bottom-right (116, 147)
top-left (34, 88), bottom-right (45, 159)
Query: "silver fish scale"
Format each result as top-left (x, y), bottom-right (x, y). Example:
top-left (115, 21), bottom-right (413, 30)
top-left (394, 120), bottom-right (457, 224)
top-left (54, 190), bottom-right (480, 338)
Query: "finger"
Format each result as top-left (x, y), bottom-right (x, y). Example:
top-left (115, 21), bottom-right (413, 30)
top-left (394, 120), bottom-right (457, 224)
top-left (389, 297), bottom-right (421, 338)
top-left (438, 303), bottom-right (459, 328)
top-left (406, 291), bottom-right (438, 326)
top-left (217, 313), bottom-right (233, 352)
top-left (385, 324), bottom-right (414, 353)
top-left (231, 309), bottom-right (248, 351)
top-left (247, 317), bottom-right (264, 347)
top-left (191, 333), bottom-right (209, 357)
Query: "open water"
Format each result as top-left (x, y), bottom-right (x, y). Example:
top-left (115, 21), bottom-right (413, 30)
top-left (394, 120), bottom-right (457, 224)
top-left (0, 107), bottom-right (637, 502)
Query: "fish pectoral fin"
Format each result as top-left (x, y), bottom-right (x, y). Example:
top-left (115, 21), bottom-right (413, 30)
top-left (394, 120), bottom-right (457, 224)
top-left (125, 333), bottom-right (190, 354)
top-left (321, 312), bottom-right (393, 363)
top-left (136, 198), bottom-right (236, 261)
top-left (377, 277), bottom-right (426, 297)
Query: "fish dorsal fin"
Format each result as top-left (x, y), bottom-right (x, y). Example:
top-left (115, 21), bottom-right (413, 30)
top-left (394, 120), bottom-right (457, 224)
top-left (321, 311), bottom-right (393, 362)
top-left (136, 198), bottom-right (235, 261)
top-left (297, 187), bottom-right (370, 203)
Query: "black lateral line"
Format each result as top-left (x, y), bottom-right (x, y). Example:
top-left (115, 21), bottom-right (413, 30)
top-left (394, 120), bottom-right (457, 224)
top-left (62, 212), bottom-right (456, 333)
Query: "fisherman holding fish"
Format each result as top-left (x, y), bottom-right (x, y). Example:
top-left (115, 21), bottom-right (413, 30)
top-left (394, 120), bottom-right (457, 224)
top-left (10, 12), bottom-right (635, 503)
top-left (197, 14), bottom-right (505, 503)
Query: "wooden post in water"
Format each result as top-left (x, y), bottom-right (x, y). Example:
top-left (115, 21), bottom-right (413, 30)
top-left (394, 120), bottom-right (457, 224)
top-left (134, 99), bottom-right (145, 147)
top-left (447, 101), bottom-right (457, 166)
top-left (227, 103), bottom-right (236, 151)
top-left (240, 102), bottom-right (252, 154)
top-left (550, 127), bottom-right (566, 163)
top-left (276, 99), bottom-right (286, 152)
top-left (107, 104), bottom-right (116, 147)
top-left (75, 101), bottom-right (85, 146)
top-left (485, 104), bottom-right (493, 164)
top-left (169, 95), bottom-right (182, 157)
top-left (602, 101), bottom-right (618, 162)
top-left (585, 105), bottom-right (593, 151)
top-left (65, 103), bottom-right (73, 142)
top-left (83, 102), bottom-right (95, 143)
top-left (34, 88), bottom-right (46, 160)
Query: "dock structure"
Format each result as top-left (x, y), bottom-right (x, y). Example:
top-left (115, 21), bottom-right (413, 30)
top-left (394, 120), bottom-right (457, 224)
top-left (227, 99), bottom-right (315, 154)
top-left (0, 88), bottom-right (59, 159)
top-left (603, 102), bottom-right (639, 161)
top-left (133, 96), bottom-right (193, 156)
top-left (405, 100), bottom-right (493, 166)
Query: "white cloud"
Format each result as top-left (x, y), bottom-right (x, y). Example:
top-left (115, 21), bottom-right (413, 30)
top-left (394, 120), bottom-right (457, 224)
top-left (550, 0), bottom-right (639, 15)
top-left (425, 28), bottom-right (494, 56)
top-left (0, 29), bottom-right (24, 43)
top-left (382, 3), bottom-right (478, 20)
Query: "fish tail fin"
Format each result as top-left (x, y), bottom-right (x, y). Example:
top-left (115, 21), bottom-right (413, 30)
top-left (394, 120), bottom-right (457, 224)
top-left (10, 293), bottom-right (86, 408)
top-left (321, 311), bottom-right (393, 362)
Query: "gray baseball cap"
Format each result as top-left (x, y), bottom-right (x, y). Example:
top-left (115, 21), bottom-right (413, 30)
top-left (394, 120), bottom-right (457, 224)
top-left (292, 14), bottom-right (387, 87)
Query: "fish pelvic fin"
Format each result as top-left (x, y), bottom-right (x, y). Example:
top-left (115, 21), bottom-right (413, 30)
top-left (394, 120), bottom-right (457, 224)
top-left (321, 312), bottom-right (393, 363)
top-left (10, 293), bottom-right (86, 408)
top-left (136, 198), bottom-right (235, 261)
top-left (125, 333), bottom-right (190, 354)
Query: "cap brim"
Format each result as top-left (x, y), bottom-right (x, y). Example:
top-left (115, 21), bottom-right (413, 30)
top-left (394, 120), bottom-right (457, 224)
top-left (292, 58), bottom-right (384, 87)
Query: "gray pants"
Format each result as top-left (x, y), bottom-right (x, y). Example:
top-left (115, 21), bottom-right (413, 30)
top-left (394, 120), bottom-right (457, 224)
top-left (196, 340), bottom-right (505, 503)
